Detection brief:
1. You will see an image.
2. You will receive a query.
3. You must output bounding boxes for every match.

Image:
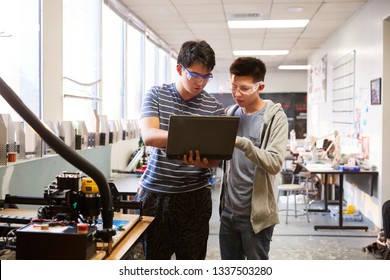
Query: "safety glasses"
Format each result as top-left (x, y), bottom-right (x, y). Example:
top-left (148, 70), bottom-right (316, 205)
top-left (181, 65), bottom-right (213, 81)
top-left (227, 81), bottom-right (263, 95)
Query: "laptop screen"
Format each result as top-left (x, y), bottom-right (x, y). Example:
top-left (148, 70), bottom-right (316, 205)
top-left (166, 115), bottom-right (240, 160)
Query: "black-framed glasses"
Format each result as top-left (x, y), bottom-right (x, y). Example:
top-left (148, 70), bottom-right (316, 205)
top-left (227, 81), bottom-right (263, 95)
top-left (181, 65), bottom-right (213, 81)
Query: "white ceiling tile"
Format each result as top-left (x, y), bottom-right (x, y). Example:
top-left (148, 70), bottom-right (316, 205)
top-left (118, 0), bottom-right (368, 73)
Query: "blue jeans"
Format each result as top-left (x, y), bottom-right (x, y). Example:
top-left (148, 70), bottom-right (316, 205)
top-left (219, 208), bottom-right (274, 260)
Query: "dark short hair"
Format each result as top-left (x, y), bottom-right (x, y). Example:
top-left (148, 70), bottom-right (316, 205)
top-left (177, 40), bottom-right (216, 71)
top-left (229, 57), bottom-right (266, 82)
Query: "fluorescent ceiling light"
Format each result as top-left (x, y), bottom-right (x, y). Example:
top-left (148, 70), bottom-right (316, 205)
top-left (278, 65), bottom-right (311, 70)
top-left (228, 19), bottom-right (309, 29)
top-left (233, 50), bottom-right (289, 56)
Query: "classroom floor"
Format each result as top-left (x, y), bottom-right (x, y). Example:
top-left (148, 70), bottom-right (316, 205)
top-left (206, 174), bottom-right (379, 260)
top-left (124, 169), bottom-right (381, 260)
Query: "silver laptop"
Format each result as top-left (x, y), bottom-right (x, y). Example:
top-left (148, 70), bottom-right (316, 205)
top-left (166, 115), bottom-right (240, 160)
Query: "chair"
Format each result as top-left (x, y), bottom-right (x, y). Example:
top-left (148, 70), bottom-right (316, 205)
top-left (277, 163), bottom-right (310, 224)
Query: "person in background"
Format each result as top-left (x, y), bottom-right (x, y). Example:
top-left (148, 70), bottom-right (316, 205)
top-left (138, 40), bottom-right (224, 259)
top-left (219, 57), bottom-right (288, 260)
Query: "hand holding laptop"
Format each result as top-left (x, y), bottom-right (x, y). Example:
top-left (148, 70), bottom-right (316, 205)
top-left (182, 149), bottom-right (221, 168)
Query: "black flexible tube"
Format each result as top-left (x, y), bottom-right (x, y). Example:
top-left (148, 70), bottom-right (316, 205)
top-left (0, 77), bottom-right (113, 229)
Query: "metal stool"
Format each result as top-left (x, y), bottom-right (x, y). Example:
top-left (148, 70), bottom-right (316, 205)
top-left (277, 164), bottom-right (310, 224)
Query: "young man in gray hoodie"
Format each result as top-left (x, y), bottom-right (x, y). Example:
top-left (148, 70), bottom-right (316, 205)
top-left (219, 57), bottom-right (288, 260)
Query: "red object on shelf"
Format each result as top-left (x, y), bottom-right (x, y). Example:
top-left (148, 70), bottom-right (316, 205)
top-left (77, 223), bottom-right (89, 234)
top-left (135, 164), bottom-right (147, 175)
top-left (8, 152), bottom-right (16, 162)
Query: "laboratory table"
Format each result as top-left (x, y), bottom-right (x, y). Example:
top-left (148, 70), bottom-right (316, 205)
top-left (297, 163), bottom-right (378, 231)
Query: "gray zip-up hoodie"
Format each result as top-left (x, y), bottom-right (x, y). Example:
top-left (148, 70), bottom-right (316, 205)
top-left (228, 100), bottom-right (288, 234)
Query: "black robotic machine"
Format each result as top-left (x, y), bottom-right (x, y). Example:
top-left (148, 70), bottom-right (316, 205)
top-left (0, 78), bottom-right (142, 259)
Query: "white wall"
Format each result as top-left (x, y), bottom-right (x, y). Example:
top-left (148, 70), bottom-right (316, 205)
top-left (308, 0), bottom-right (390, 227)
top-left (383, 15), bottom-right (390, 225)
top-left (42, 0), bottom-right (63, 123)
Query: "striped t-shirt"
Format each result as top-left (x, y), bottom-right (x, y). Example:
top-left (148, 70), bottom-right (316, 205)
top-left (140, 83), bottom-right (225, 193)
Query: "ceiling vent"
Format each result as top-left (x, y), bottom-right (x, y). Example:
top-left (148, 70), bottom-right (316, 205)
top-left (228, 13), bottom-right (269, 20)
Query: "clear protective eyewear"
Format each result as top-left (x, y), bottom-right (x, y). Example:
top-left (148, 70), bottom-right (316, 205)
top-left (181, 65), bottom-right (213, 81)
top-left (228, 81), bottom-right (263, 95)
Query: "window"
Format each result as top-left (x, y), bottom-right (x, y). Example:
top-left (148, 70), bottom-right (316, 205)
top-left (0, 0), bottom-right (41, 119)
top-left (62, 0), bottom-right (101, 132)
top-left (158, 48), bottom-right (169, 84)
top-left (170, 56), bottom-right (177, 83)
top-left (126, 25), bottom-right (144, 119)
top-left (144, 38), bottom-right (158, 94)
top-left (102, 4), bottom-right (125, 120)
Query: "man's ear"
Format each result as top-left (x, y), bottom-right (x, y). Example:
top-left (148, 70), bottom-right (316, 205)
top-left (258, 82), bottom-right (265, 92)
top-left (176, 64), bottom-right (182, 75)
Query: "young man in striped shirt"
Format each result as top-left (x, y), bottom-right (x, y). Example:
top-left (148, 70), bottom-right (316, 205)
top-left (138, 40), bottom-right (224, 259)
